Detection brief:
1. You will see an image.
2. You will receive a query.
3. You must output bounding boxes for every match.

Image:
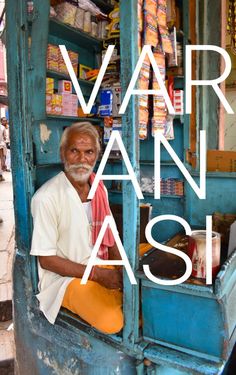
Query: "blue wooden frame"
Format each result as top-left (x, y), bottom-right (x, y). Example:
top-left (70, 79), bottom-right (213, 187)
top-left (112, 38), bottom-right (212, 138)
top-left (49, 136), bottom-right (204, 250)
top-left (5, 0), bottom-right (236, 373)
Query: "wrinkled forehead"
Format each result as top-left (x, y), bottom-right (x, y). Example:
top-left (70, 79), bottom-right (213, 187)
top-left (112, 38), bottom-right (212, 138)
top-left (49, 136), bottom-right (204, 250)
top-left (66, 131), bottom-right (96, 149)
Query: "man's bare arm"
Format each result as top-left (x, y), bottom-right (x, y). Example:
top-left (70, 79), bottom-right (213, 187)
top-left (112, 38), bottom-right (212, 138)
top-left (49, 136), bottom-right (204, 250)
top-left (108, 243), bottom-right (122, 260)
top-left (39, 256), bottom-right (86, 278)
top-left (39, 256), bottom-right (122, 289)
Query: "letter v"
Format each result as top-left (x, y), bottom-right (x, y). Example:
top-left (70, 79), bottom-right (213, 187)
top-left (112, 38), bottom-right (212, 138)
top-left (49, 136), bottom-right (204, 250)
top-left (59, 45), bottom-right (115, 114)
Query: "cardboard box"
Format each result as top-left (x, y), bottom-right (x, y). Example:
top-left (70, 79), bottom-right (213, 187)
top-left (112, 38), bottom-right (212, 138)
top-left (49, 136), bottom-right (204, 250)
top-left (207, 150), bottom-right (236, 172)
top-left (58, 80), bottom-right (72, 94)
top-left (50, 94), bottom-right (62, 115)
top-left (61, 93), bottom-right (78, 116)
top-left (46, 78), bottom-right (54, 94)
top-left (99, 89), bottom-right (113, 116)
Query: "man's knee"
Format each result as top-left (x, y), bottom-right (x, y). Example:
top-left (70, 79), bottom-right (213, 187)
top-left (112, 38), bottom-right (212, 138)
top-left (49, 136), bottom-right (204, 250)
top-left (96, 309), bottom-right (124, 335)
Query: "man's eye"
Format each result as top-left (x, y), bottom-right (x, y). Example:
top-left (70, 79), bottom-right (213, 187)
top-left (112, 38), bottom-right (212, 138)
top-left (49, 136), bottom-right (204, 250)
top-left (70, 148), bottom-right (77, 153)
top-left (87, 150), bottom-right (94, 154)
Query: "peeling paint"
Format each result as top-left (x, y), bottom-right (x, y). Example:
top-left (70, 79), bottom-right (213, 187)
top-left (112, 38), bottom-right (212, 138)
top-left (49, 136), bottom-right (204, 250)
top-left (37, 350), bottom-right (80, 375)
top-left (40, 123), bottom-right (52, 144)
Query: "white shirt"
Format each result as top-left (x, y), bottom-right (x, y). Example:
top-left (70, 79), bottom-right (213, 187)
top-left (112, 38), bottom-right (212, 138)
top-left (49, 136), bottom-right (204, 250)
top-left (0, 125), bottom-right (6, 148)
top-left (30, 172), bottom-right (96, 324)
top-left (83, 201), bottom-right (92, 224)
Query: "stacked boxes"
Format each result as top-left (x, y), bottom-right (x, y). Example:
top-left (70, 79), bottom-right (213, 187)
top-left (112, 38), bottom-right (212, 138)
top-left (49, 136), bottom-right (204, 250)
top-left (47, 44), bottom-right (79, 76)
top-left (140, 177), bottom-right (184, 196)
top-left (160, 178), bottom-right (184, 196)
top-left (68, 51), bottom-right (79, 76)
top-left (173, 90), bottom-right (184, 115)
top-left (61, 94), bottom-right (78, 116)
top-left (47, 44), bottom-right (59, 71)
top-left (58, 79), bottom-right (77, 116)
top-left (99, 89), bottom-right (113, 116)
top-left (58, 80), bottom-right (72, 94)
top-left (46, 94), bottom-right (62, 115)
top-left (58, 53), bottom-right (68, 75)
top-left (99, 86), bottom-right (122, 117)
top-left (46, 78), bottom-right (54, 94)
top-left (46, 79), bottom-right (78, 117)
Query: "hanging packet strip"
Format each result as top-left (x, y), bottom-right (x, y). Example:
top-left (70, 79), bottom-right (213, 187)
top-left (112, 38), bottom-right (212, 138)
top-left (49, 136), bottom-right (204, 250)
top-left (159, 26), bottom-right (173, 53)
top-left (164, 116), bottom-right (175, 140)
top-left (140, 59), bottom-right (151, 82)
top-left (157, 2), bottom-right (167, 27)
top-left (144, 0), bottom-right (158, 16)
top-left (156, 0), bottom-right (173, 54)
top-left (139, 106), bottom-right (149, 140)
top-left (139, 107), bottom-right (149, 124)
top-left (151, 116), bottom-right (166, 137)
top-left (153, 48), bottom-right (166, 81)
top-left (139, 123), bottom-right (148, 140)
top-left (138, 0), bottom-right (144, 32)
top-left (143, 11), bottom-right (158, 47)
top-left (152, 49), bottom-right (167, 127)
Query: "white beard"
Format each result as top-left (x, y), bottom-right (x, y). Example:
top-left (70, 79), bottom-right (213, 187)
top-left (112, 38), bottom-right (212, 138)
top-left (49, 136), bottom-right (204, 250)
top-left (64, 162), bottom-right (94, 183)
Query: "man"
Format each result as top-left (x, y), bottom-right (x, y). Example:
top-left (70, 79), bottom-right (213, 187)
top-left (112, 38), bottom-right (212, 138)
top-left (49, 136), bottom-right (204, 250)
top-left (30, 122), bottom-right (123, 334)
top-left (1, 118), bottom-right (10, 171)
top-left (0, 119), bottom-right (6, 181)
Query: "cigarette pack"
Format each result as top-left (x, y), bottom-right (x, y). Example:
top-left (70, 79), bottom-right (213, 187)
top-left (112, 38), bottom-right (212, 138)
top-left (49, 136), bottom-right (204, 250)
top-left (46, 78), bottom-right (54, 94)
top-left (58, 80), bottom-right (72, 94)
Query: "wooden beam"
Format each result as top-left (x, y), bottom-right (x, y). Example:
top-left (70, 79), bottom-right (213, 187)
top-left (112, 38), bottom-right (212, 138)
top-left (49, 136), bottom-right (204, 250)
top-left (187, 0), bottom-right (197, 168)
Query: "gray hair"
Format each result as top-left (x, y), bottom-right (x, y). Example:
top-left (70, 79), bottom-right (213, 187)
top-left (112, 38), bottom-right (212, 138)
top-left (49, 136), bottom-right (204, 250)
top-left (60, 122), bottom-right (101, 160)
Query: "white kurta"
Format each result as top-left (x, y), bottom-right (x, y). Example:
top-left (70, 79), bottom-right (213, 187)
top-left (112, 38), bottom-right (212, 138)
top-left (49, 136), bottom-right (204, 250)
top-left (30, 172), bottom-right (96, 324)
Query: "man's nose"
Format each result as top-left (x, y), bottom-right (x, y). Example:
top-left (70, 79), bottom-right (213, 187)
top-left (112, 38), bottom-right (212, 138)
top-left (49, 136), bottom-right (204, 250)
top-left (77, 152), bottom-right (86, 163)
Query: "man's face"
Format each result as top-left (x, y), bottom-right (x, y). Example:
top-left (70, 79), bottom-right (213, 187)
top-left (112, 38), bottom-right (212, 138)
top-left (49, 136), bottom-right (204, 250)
top-left (1, 118), bottom-right (7, 126)
top-left (63, 132), bottom-right (97, 183)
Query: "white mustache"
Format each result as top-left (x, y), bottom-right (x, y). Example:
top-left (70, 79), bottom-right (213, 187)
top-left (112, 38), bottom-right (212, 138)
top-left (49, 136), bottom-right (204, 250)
top-left (66, 163), bottom-right (92, 172)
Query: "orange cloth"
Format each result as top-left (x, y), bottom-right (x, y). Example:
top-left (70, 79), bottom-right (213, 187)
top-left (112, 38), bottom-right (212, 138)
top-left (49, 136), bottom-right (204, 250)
top-left (62, 244), bottom-right (152, 334)
top-left (62, 278), bottom-right (123, 334)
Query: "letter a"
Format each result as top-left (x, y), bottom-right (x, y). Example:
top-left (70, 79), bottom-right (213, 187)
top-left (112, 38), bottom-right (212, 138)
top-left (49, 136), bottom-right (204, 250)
top-left (88, 130), bottom-right (144, 200)
top-left (81, 216), bottom-right (137, 285)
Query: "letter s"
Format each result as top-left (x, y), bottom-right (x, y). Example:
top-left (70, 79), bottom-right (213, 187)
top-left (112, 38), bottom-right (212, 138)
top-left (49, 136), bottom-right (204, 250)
top-left (143, 215), bottom-right (192, 285)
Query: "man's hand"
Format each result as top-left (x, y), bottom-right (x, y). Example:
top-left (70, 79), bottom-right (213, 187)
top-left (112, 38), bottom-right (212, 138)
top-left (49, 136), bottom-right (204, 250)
top-left (93, 267), bottom-right (123, 290)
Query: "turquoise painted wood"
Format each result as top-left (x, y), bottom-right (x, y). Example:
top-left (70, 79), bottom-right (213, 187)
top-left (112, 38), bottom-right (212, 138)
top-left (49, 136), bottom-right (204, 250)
top-left (140, 249), bottom-right (236, 360)
top-left (5, 0), bottom-right (236, 373)
top-left (120, 0), bottom-right (141, 347)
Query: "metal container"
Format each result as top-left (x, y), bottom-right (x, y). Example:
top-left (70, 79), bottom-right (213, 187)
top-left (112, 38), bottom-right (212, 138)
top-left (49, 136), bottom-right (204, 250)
top-left (188, 230), bottom-right (221, 279)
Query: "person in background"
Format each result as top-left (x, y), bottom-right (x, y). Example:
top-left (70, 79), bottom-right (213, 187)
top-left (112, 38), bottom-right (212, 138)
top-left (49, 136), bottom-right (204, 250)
top-left (2, 118), bottom-right (11, 171)
top-left (0, 119), bottom-right (6, 181)
top-left (30, 122), bottom-right (123, 334)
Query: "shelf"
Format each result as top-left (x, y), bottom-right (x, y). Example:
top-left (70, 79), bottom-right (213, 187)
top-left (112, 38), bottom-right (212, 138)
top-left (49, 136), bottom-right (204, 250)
top-left (102, 160), bottom-right (181, 166)
top-left (92, 0), bottom-right (114, 12)
top-left (140, 161), bottom-right (177, 166)
top-left (143, 192), bottom-right (184, 199)
top-left (47, 70), bottom-right (95, 87)
top-left (104, 160), bottom-right (181, 166)
top-left (108, 189), bottom-right (184, 199)
top-left (47, 115), bottom-right (102, 124)
top-left (49, 19), bottom-right (103, 50)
